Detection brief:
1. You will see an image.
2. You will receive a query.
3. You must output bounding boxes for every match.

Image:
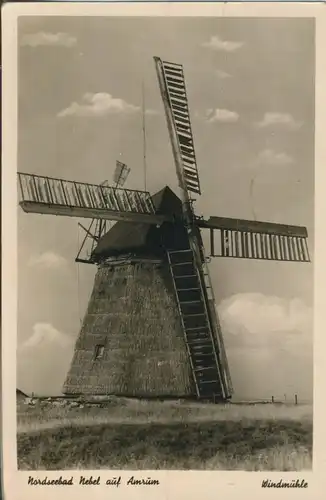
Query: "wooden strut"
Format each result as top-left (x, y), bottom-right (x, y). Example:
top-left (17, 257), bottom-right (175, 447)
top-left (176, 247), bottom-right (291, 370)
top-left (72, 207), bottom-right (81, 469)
top-left (75, 220), bottom-right (96, 264)
top-left (78, 222), bottom-right (99, 243)
top-left (76, 217), bottom-right (111, 264)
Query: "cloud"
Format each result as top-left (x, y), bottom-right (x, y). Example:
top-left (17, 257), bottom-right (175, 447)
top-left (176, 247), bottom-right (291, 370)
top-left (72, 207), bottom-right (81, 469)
top-left (21, 32), bottom-right (77, 48)
top-left (28, 251), bottom-right (67, 270)
top-left (255, 112), bottom-right (303, 130)
top-left (218, 293), bottom-right (312, 351)
top-left (218, 293), bottom-right (312, 399)
top-left (206, 108), bottom-right (239, 124)
top-left (57, 93), bottom-right (140, 118)
top-left (215, 69), bottom-right (232, 79)
top-left (257, 149), bottom-right (294, 166)
top-left (202, 35), bottom-right (244, 52)
top-left (20, 323), bottom-right (73, 350)
top-left (219, 293), bottom-right (311, 337)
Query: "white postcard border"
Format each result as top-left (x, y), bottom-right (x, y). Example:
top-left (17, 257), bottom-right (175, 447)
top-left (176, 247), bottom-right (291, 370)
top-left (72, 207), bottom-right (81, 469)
top-left (2, 2), bottom-right (326, 499)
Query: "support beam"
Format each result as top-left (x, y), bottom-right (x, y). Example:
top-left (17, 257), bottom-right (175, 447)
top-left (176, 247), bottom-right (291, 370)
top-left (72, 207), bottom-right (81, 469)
top-left (199, 216), bottom-right (308, 238)
top-left (210, 228), bottom-right (214, 257)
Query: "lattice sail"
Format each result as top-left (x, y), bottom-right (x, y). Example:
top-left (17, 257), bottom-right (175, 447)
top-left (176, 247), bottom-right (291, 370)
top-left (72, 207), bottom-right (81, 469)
top-left (200, 217), bottom-right (310, 262)
top-left (214, 229), bottom-right (310, 262)
top-left (17, 172), bottom-right (165, 225)
top-left (155, 57), bottom-right (201, 195)
top-left (18, 172), bottom-right (154, 213)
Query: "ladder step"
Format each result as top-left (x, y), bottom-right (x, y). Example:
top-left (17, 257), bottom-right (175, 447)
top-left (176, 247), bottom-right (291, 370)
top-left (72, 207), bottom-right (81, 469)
top-left (171, 261), bottom-right (194, 267)
top-left (176, 287), bottom-right (201, 292)
top-left (168, 249), bottom-right (192, 255)
top-left (185, 324), bottom-right (207, 330)
top-left (188, 336), bottom-right (210, 344)
top-left (199, 380), bottom-right (220, 385)
top-left (180, 300), bottom-right (202, 305)
top-left (183, 313), bottom-right (206, 318)
top-left (193, 350), bottom-right (214, 356)
top-left (186, 325), bottom-right (208, 333)
top-left (188, 340), bottom-right (212, 347)
top-left (194, 357), bottom-right (216, 364)
top-left (191, 352), bottom-right (216, 363)
top-left (186, 331), bottom-right (210, 338)
top-left (195, 357), bottom-right (216, 371)
top-left (185, 326), bottom-right (209, 332)
top-left (193, 355), bottom-right (216, 361)
top-left (194, 366), bottom-right (217, 373)
top-left (196, 364), bottom-right (217, 371)
top-left (186, 325), bottom-right (210, 338)
top-left (190, 343), bottom-right (213, 350)
top-left (174, 274), bottom-right (197, 279)
top-left (186, 327), bottom-right (209, 334)
top-left (188, 336), bottom-right (211, 344)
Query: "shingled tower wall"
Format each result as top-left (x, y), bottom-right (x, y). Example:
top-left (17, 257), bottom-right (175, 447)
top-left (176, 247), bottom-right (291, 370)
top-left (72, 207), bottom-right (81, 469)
top-left (63, 258), bottom-right (194, 396)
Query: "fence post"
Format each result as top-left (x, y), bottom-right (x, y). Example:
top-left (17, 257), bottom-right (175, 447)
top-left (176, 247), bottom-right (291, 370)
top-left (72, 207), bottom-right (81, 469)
top-left (295, 394), bottom-right (298, 405)
top-left (271, 395), bottom-right (274, 403)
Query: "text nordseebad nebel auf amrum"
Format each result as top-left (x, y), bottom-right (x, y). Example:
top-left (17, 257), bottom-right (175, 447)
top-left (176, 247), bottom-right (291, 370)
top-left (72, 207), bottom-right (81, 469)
top-left (28, 475), bottom-right (159, 487)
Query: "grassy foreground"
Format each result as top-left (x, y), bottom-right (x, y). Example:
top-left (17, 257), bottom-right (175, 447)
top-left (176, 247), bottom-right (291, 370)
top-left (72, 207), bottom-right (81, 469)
top-left (17, 398), bottom-right (312, 471)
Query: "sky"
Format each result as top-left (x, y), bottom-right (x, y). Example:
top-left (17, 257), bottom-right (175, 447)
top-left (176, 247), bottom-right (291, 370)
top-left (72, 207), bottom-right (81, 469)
top-left (17, 16), bottom-right (314, 400)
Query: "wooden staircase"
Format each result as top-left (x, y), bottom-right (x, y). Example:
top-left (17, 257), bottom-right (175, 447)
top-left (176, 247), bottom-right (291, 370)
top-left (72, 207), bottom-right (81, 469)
top-left (167, 248), bottom-right (228, 400)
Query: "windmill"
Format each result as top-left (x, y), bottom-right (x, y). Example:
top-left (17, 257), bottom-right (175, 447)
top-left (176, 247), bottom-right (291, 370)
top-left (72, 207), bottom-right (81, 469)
top-left (18, 57), bottom-right (310, 402)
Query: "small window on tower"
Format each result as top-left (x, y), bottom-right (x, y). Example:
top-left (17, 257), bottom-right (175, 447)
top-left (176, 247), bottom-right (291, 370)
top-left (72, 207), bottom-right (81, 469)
top-left (94, 345), bottom-right (104, 360)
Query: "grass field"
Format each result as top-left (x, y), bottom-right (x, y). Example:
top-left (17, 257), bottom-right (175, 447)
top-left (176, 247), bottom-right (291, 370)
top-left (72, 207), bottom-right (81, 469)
top-left (17, 397), bottom-right (313, 471)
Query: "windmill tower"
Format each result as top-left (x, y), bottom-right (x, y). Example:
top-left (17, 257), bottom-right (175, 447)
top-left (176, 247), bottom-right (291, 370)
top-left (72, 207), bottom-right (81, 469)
top-left (18, 57), bottom-right (310, 402)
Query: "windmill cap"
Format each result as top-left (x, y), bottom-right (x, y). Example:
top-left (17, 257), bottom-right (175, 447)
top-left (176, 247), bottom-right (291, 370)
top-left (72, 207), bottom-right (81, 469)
top-left (91, 186), bottom-right (184, 260)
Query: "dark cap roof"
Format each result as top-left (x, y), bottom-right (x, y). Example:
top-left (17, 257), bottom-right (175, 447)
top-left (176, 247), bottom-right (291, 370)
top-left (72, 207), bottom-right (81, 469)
top-left (92, 186), bottom-right (186, 260)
